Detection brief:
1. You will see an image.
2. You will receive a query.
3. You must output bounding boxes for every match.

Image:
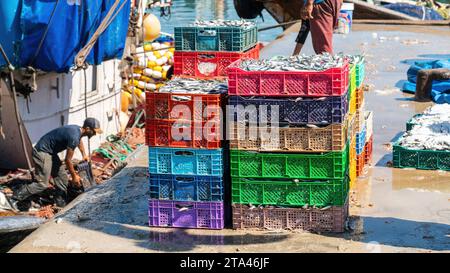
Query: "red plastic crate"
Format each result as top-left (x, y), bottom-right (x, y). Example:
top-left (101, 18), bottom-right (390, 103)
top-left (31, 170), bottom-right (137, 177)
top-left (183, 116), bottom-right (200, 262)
top-left (226, 59), bottom-right (349, 97)
top-left (146, 119), bottom-right (222, 148)
top-left (146, 92), bottom-right (223, 122)
top-left (364, 135), bottom-right (373, 164)
top-left (174, 44), bottom-right (260, 79)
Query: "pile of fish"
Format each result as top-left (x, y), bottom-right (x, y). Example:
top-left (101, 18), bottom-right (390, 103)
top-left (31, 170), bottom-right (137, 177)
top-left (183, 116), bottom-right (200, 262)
top-left (159, 77), bottom-right (228, 94)
top-left (192, 19), bottom-right (255, 29)
top-left (345, 54), bottom-right (365, 65)
top-left (237, 53), bottom-right (346, 72)
top-left (398, 104), bottom-right (450, 151)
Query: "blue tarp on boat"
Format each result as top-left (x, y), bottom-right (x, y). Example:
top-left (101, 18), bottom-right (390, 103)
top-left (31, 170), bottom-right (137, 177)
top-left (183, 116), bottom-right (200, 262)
top-left (384, 3), bottom-right (444, 20)
top-left (402, 59), bottom-right (450, 104)
top-left (1, 0), bottom-right (130, 73)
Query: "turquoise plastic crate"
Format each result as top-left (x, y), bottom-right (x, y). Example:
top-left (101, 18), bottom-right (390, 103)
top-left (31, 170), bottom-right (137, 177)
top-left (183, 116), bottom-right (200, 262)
top-left (355, 60), bottom-right (365, 87)
top-left (174, 25), bottom-right (258, 52)
top-left (149, 147), bottom-right (223, 176)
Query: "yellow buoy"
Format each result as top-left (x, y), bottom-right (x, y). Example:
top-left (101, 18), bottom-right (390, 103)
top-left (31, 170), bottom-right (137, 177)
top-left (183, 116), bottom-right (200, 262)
top-left (143, 14), bottom-right (161, 42)
top-left (121, 91), bottom-right (131, 112)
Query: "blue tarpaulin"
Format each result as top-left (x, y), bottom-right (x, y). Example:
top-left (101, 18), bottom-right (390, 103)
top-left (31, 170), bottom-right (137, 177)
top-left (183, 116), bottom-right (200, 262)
top-left (402, 59), bottom-right (450, 104)
top-left (1, 0), bottom-right (130, 72)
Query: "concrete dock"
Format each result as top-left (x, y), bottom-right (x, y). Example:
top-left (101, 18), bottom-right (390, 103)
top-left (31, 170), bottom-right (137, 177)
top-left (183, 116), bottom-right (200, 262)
top-left (10, 24), bottom-right (450, 253)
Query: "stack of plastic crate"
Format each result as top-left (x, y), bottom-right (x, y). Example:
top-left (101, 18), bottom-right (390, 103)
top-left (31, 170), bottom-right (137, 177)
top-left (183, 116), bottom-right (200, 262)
top-left (173, 20), bottom-right (259, 79)
top-left (146, 79), bottom-right (227, 230)
top-left (227, 55), bottom-right (351, 233)
top-left (350, 57), bottom-right (373, 178)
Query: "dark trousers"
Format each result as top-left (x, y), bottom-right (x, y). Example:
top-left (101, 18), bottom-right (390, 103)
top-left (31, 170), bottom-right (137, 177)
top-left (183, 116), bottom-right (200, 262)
top-left (415, 68), bottom-right (450, 101)
top-left (15, 149), bottom-right (69, 201)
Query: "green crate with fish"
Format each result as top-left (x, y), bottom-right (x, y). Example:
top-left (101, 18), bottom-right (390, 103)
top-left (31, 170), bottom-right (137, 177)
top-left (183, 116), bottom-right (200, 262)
top-left (174, 20), bottom-right (258, 52)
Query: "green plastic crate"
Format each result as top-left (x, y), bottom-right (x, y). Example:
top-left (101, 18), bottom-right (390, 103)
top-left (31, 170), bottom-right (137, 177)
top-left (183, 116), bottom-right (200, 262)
top-left (232, 175), bottom-right (350, 207)
top-left (174, 25), bottom-right (258, 52)
top-left (355, 59), bottom-right (365, 87)
top-left (406, 114), bottom-right (422, 131)
top-left (393, 141), bottom-right (450, 171)
top-left (230, 143), bottom-right (349, 180)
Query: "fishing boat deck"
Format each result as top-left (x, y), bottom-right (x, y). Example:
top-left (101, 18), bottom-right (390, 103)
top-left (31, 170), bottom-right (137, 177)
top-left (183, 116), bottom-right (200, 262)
top-left (9, 24), bottom-right (450, 253)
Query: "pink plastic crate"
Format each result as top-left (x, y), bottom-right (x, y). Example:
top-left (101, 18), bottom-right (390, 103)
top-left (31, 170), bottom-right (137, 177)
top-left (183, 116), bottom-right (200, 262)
top-left (226, 59), bottom-right (349, 97)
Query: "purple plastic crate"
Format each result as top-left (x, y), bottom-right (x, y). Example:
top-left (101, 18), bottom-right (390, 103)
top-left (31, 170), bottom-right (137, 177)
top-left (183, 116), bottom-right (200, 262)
top-left (148, 200), bottom-right (224, 230)
top-left (229, 92), bottom-right (349, 125)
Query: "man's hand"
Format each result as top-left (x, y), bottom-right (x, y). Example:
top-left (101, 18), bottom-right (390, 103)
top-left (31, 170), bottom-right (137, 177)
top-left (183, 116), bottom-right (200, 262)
top-left (82, 155), bottom-right (90, 162)
top-left (301, 3), bottom-right (314, 20)
top-left (71, 174), bottom-right (82, 188)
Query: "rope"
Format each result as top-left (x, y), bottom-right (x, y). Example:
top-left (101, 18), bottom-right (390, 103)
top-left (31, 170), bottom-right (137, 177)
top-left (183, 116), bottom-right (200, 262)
top-left (74, 0), bottom-right (128, 69)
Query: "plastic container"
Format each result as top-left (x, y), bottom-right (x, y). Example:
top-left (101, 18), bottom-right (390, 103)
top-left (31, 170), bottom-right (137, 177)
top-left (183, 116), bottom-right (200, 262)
top-left (364, 135), bottom-right (373, 164)
top-left (174, 44), bottom-right (260, 78)
top-left (355, 125), bottom-right (367, 155)
top-left (146, 120), bottom-right (222, 149)
top-left (148, 200), bottom-right (224, 229)
top-left (174, 24), bottom-right (258, 52)
top-left (227, 59), bottom-right (349, 97)
top-left (229, 116), bottom-right (351, 152)
top-left (148, 147), bottom-right (223, 176)
top-left (355, 61), bottom-right (365, 87)
top-left (230, 144), bottom-right (349, 180)
top-left (348, 81), bottom-right (356, 115)
top-left (228, 92), bottom-right (349, 125)
top-left (356, 87), bottom-right (364, 110)
top-left (355, 106), bottom-right (366, 133)
top-left (340, 3), bottom-right (354, 27)
top-left (349, 64), bottom-right (357, 98)
top-left (349, 134), bottom-right (357, 189)
top-left (232, 198), bottom-right (349, 232)
top-left (232, 175), bottom-right (349, 207)
top-left (393, 142), bottom-right (450, 171)
top-left (356, 149), bottom-right (366, 177)
top-left (146, 92), bottom-right (223, 123)
top-left (149, 174), bottom-right (224, 202)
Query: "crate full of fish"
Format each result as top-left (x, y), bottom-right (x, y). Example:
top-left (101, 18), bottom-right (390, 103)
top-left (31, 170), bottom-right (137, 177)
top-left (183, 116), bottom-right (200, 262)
top-left (229, 116), bottom-right (351, 152)
top-left (229, 93), bottom-right (349, 125)
top-left (393, 105), bottom-right (450, 170)
top-left (356, 147), bottom-right (366, 177)
top-left (227, 54), bottom-right (349, 97)
top-left (148, 200), bottom-right (224, 229)
top-left (174, 44), bottom-right (260, 78)
top-left (146, 78), bottom-right (226, 121)
top-left (230, 144), bottom-right (349, 180)
top-left (346, 55), bottom-right (365, 88)
top-left (232, 175), bottom-right (349, 207)
top-left (349, 133), bottom-right (357, 189)
top-left (232, 198), bottom-right (349, 233)
top-left (148, 147), bottom-right (223, 176)
top-left (175, 20), bottom-right (258, 52)
top-left (149, 174), bottom-right (224, 202)
top-left (145, 119), bottom-right (222, 149)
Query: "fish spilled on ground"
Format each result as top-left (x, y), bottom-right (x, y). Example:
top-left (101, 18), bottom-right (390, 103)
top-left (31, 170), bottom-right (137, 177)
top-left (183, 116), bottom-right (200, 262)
top-left (158, 77), bottom-right (228, 94)
top-left (237, 53), bottom-right (346, 72)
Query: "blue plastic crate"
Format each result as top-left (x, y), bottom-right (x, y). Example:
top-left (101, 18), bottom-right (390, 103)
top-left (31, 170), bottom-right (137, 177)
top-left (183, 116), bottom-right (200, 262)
top-left (174, 25), bottom-right (258, 52)
top-left (355, 125), bottom-right (367, 155)
top-left (149, 174), bottom-right (224, 202)
top-left (149, 147), bottom-right (223, 176)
